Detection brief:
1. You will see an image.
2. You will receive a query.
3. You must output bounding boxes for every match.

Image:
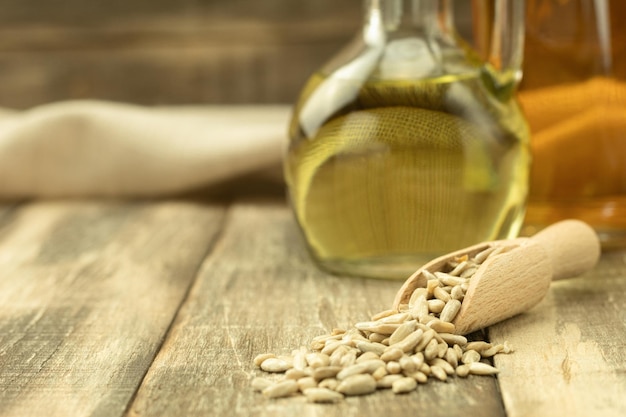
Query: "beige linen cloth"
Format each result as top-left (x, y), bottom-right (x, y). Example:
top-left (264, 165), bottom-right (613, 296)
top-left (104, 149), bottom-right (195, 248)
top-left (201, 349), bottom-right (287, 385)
top-left (0, 100), bottom-right (290, 199)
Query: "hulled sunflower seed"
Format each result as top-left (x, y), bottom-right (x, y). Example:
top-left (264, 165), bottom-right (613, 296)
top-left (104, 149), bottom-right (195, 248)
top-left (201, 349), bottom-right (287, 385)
top-left (318, 378), bottom-right (339, 390)
top-left (468, 362), bottom-right (500, 375)
top-left (312, 333), bottom-right (340, 345)
top-left (354, 321), bottom-right (401, 335)
top-left (465, 341), bottom-right (492, 353)
top-left (336, 374), bottom-right (377, 396)
top-left (427, 319), bottom-right (456, 334)
top-left (379, 312), bottom-right (410, 324)
top-left (251, 244), bottom-right (515, 401)
top-left (435, 272), bottom-right (467, 287)
top-left (433, 286), bottom-right (452, 303)
top-left (341, 330), bottom-right (369, 347)
top-left (411, 371), bottom-right (429, 384)
top-left (456, 364), bottom-right (470, 377)
top-left (438, 333), bottom-right (467, 346)
top-left (448, 260), bottom-right (470, 276)
top-left (460, 267), bottom-right (479, 278)
top-left (474, 246), bottom-right (497, 263)
top-left (339, 349), bottom-right (357, 367)
top-left (329, 345), bottom-right (350, 366)
top-left (336, 359), bottom-right (385, 380)
top-left (285, 368), bottom-right (308, 380)
top-left (262, 380), bottom-right (298, 398)
top-left (304, 388), bottom-right (344, 403)
top-left (414, 329), bottom-right (436, 352)
top-left (426, 279), bottom-right (440, 298)
top-left (424, 339), bottom-right (440, 360)
top-left (439, 299), bottom-right (462, 323)
top-left (445, 348), bottom-right (459, 368)
top-left (451, 285), bottom-right (465, 301)
top-left (380, 347), bottom-right (404, 362)
top-left (356, 351), bottom-right (381, 363)
top-left (368, 332), bottom-right (388, 343)
top-left (386, 361), bottom-right (402, 374)
top-left (371, 309), bottom-right (397, 321)
top-left (389, 329), bottom-right (424, 353)
top-left (430, 365), bottom-right (447, 381)
top-left (356, 341), bottom-right (386, 356)
top-left (251, 377), bottom-right (273, 392)
top-left (260, 358), bottom-right (292, 373)
top-left (321, 341), bottom-right (342, 356)
top-left (453, 343), bottom-right (464, 359)
top-left (253, 353), bottom-right (275, 367)
top-left (313, 366), bottom-right (342, 381)
top-left (427, 299), bottom-right (446, 314)
top-left (436, 342), bottom-right (448, 358)
top-left (297, 376), bottom-right (318, 391)
top-left (430, 358), bottom-right (455, 375)
top-left (399, 355), bottom-right (418, 373)
top-left (306, 352), bottom-right (330, 368)
top-left (408, 288), bottom-right (428, 306)
top-left (293, 350), bottom-right (307, 370)
top-left (409, 296), bottom-right (430, 321)
top-left (392, 377), bottom-right (418, 394)
top-left (411, 352), bottom-right (425, 368)
top-left (461, 349), bottom-right (481, 364)
top-left (371, 365), bottom-right (388, 380)
top-left (388, 320), bottom-right (417, 345)
top-left (376, 374), bottom-right (404, 388)
top-left (481, 344), bottom-right (505, 357)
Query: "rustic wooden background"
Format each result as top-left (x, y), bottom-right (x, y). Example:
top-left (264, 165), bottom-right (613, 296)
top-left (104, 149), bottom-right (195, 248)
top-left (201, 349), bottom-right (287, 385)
top-left (0, 0), bottom-right (363, 109)
top-left (0, 0), bottom-right (479, 109)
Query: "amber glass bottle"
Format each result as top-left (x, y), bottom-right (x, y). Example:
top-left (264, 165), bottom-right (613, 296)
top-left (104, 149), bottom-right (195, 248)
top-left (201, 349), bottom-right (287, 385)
top-left (520, 0), bottom-right (626, 248)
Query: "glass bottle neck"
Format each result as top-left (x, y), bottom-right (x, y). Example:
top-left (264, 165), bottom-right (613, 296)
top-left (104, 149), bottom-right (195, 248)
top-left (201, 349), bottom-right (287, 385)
top-left (362, 0), bottom-right (459, 79)
top-left (364, 0), bottom-right (454, 41)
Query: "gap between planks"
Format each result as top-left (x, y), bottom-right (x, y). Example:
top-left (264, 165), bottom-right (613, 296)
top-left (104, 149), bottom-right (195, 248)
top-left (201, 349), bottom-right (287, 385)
top-left (125, 200), bottom-right (506, 417)
top-left (121, 201), bottom-right (236, 416)
top-left (0, 199), bottom-right (229, 417)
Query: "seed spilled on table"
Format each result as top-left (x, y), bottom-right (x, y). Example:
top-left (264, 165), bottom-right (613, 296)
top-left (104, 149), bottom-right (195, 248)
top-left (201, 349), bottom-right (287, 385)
top-left (251, 246), bottom-right (512, 402)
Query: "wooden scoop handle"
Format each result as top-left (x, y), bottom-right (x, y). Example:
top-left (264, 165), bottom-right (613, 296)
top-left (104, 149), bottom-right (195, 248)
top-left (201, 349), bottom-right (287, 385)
top-left (529, 219), bottom-right (601, 280)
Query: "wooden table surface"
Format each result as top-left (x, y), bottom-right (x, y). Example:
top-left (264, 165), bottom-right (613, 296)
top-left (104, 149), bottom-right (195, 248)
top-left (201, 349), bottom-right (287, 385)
top-left (0, 197), bottom-right (625, 417)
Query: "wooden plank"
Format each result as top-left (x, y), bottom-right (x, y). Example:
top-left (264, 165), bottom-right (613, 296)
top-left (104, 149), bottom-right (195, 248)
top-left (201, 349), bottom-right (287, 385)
top-left (0, 200), bottom-right (226, 417)
top-left (127, 201), bottom-right (505, 417)
top-left (0, 0), bottom-right (362, 108)
top-left (0, 19), bottom-right (358, 51)
top-left (0, 44), bottom-right (338, 107)
top-left (0, 0), bottom-right (476, 107)
top-left (0, 203), bottom-right (18, 221)
top-left (490, 252), bottom-right (626, 417)
top-left (0, 0), bottom-right (362, 29)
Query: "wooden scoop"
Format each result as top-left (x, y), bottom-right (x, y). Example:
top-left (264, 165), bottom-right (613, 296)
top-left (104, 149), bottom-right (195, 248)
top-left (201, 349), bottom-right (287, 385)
top-left (392, 220), bottom-right (601, 335)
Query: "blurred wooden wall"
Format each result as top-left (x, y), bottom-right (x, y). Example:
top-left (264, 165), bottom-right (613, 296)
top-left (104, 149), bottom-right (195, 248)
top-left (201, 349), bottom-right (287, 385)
top-left (0, 0), bottom-right (478, 109)
top-left (0, 0), bottom-right (362, 108)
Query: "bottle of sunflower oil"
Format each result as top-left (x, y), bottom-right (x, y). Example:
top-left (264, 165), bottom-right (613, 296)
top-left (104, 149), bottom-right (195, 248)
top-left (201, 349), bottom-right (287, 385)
top-left (285, 0), bottom-right (530, 279)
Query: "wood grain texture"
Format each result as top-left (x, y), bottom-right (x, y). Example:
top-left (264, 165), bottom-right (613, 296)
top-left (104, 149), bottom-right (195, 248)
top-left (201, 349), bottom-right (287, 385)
top-left (0, 0), bottom-right (362, 108)
top-left (453, 240), bottom-right (551, 335)
top-left (2, 197), bottom-right (624, 416)
top-left (0, 0), bottom-right (477, 108)
top-left (490, 251), bottom-right (626, 417)
top-left (0, 200), bottom-right (226, 417)
top-left (127, 201), bottom-right (505, 417)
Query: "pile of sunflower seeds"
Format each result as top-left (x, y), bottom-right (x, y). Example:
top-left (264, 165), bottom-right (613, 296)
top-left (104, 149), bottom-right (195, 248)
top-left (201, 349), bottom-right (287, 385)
top-left (252, 246), bottom-right (513, 403)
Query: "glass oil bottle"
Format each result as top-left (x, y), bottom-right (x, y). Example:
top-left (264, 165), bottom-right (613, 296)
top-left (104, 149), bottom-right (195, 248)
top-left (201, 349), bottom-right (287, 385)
top-left (285, 0), bottom-right (530, 279)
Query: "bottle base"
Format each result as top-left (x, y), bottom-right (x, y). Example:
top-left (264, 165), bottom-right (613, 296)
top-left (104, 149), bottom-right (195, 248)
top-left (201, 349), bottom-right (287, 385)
top-left (313, 254), bottom-right (442, 280)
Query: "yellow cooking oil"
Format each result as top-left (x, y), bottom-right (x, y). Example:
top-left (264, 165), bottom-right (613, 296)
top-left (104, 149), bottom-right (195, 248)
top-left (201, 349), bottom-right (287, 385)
top-left (285, 69), bottom-right (530, 279)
